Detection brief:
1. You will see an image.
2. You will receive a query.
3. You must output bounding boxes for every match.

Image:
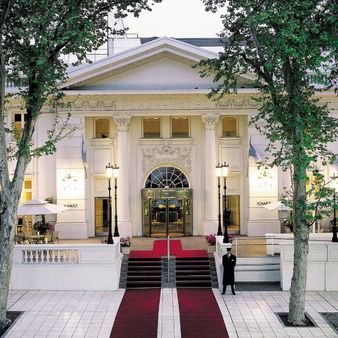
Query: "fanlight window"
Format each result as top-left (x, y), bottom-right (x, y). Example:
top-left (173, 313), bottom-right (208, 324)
top-left (145, 167), bottom-right (189, 188)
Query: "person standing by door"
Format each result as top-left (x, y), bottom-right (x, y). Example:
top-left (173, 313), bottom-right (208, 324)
top-left (222, 247), bottom-right (236, 295)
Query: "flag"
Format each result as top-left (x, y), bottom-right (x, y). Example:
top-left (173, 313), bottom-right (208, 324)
top-left (249, 137), bottom-right (261, 162)
top-left (81, 134), bottom-right (87, 164)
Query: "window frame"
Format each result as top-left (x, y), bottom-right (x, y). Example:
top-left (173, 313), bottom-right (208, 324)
top-left (12, 111), bottom-right (27, 140)
top-left (221, 116), bottom-right (239, 138)
top-left (94, 117), bottom-right (111, 139)
top-left (142, 117), bottom-right (162, 139)
top-left (170, 116), bottom-right (190, 139)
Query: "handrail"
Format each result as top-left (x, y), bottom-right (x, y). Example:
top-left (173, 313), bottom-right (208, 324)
top-left (167, 235), bottom-right (170, 282)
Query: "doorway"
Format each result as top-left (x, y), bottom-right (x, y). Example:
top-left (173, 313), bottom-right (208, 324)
top-left (142, 188), bottom-right (193, 237)
top-left (95, 197), bottom-right (109, 236)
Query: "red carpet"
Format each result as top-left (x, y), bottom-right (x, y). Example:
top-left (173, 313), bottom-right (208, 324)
top-left (129, 239), bottom-right (207, 259)
top-left (177, 288), bottom-right (229, 338)
top-left (110, 289), bottom-right (160, 338)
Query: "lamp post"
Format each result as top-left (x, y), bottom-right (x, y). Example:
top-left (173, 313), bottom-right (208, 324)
top-left (222, 162), bottom-right (229, 243)
top-left (331, 173), bottom-right (338, 243)
top-left (216, 163), bottom-right (223, 236)
top-left (112, 164), bottom-right (120, 237)
top-left (105, 163), bottom-right (114, 244)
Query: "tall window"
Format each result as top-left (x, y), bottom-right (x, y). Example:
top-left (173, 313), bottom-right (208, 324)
top-left (222, 117), bottom-right (238, 137)
top-left (171, 117), bottom-right (189, 138)
top-left (13, 112), bottom-right (27, 139)
top-left (95, 118), bottom-right (110, 138)
top-left (143, 117), bottom-right (161, 138)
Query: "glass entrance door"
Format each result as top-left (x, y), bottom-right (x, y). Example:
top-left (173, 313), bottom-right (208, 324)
top-left (142, 189), bottom-right (192, 237)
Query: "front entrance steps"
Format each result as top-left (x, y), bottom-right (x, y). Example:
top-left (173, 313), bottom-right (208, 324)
top-left (119, 255), bottom-right (217, 289)
top-left (126, 258), bottom-right (162, 289)
top-left (176, 257), bottom-right (212, 288)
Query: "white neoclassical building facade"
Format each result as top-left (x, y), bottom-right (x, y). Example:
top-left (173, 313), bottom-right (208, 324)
top-left (6, 37), bottom-right (338, 239)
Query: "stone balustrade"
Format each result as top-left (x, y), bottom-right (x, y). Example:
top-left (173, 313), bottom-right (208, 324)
top-left (10, 240), bottom-right (122, 291)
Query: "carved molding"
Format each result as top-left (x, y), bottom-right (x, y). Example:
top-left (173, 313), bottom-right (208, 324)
top-left (141, 145), bottom-right (192, 173)
top-left (201, 114), bottom-right (219, 130)
top-left (113, 115), bottom-right (131, 131)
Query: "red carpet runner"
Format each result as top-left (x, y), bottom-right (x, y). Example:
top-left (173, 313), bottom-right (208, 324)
top-left (111, 240), bottom-right (223, 337)
top-left (177, 288), bottom-right (229, 338)
top-left (129, 239), bottom-right (207, 259)
top-left (110, 289), bottom-right (160, 338)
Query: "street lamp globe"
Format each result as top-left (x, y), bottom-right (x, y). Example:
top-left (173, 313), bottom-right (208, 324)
top-left (113, 164), bottom-right (119, 178)
top-left (105, 163), bottom-right (113, 179)
top-left (222, 162), bottom-right (229, 177)
top-left (216, 163), bottom-right (222, 178)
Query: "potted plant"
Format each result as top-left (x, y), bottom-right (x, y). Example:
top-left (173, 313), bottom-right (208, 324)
top-left (120, 236), bottom-right (131, 254)
top-left (205, 234), bottom-right (216, 253)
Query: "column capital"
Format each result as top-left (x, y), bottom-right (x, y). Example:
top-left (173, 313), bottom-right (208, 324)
top-left (201, 114), bottom-right (219, 130)
top-left (113, 115), bottom-right (131, 131)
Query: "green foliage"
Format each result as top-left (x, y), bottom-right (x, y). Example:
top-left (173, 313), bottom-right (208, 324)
top-left (282, 170), bottom-right (336, 228)
top-left (200, 0), bottom-right (338, 325)
top-left (199, 0), bottom-right (338, 173)
top-left (2, 0), bottom-right (162, 160)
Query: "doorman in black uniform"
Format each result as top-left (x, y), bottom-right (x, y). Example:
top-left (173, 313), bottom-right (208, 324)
top-left (222, 247), bottom-right (236, 295)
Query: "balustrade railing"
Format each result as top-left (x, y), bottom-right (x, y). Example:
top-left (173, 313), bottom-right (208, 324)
top-left (22, 248), bottom-right (79, 264)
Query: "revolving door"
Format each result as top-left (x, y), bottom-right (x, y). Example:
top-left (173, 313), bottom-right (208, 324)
top-left (142, 188), bottom-right (193, 237)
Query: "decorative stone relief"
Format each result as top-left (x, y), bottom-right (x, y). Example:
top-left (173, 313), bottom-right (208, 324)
top-left (113, 115), bottom-right (131, 131)
top-left (201, 114), bottom-right (219, 130)
top-left (141, 145), bottom-right (192, 173)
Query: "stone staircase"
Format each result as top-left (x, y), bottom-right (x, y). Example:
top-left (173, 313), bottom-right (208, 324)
top-left (175, 257), bottom-right (212, 288)
top-left (126, 258), bottom-right (162, 288)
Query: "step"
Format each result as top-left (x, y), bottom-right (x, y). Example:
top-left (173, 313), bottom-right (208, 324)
top-left (126, 281), bottom-right (162, 288)
top-left (128, 257), bottom-right (162, 262)
top-left (176, 270), bottom-right (210, 275)
top-left (128, 261), bottom-right (162, 266)
top-left (176, 280), bottom-right (212, 287)
top-left (176, 257), bottom-right (209, 261)
top-left (128, 270), bottom-right (162, 275)
top-left (176, 275), bottom-right (211, 280)
top-left (176, 260), bottom-right (209, 265)
top-left (128, 265), bottom-right (162, 270)
top-left (127, 276), bottom-right (162, 281)
top-left (176, 265), bottom-right (209, 270)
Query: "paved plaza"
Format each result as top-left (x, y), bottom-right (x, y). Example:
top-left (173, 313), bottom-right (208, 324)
top-left (4, 288), bottom-right (338, 337)
top-left (4, 237), bottom-right (338, 337)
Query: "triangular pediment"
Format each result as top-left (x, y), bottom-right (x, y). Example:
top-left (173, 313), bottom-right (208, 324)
top-left (63, 37), bottom-right (256, 91)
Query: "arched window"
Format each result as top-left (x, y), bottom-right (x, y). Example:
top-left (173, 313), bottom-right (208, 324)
top-left (145, 166), bottom-right (189, 188)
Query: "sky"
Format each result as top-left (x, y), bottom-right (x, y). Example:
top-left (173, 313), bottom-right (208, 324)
top-left (124, 0), bottom-right (224, 38)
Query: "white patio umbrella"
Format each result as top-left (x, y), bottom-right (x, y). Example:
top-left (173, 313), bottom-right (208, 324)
top-left (263, 201), bottom-right (292, 211)
top-left (17, 199), bottom-right (68, 215)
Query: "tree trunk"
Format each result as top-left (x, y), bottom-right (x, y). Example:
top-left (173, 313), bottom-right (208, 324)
top-left (0, 204), bottom-right (16, 331)
top-left (288, 162), bottom-right (309, 325)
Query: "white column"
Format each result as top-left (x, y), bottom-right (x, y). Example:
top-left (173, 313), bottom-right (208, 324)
top-left (113, 115), bottom-right (132, 237)
top-left (202, 114), bottom-right (219, 235)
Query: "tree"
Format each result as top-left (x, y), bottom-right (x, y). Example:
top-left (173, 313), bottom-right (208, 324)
top-left (0, 0), bottom-right (161, 330)
top-left (200, 0), bottom-right (338, 325)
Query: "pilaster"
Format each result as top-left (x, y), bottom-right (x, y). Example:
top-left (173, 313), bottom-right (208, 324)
top-left (201, 114), bottom-right (219, 235)
top-left (113, 115), bottom-right (132, 236)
